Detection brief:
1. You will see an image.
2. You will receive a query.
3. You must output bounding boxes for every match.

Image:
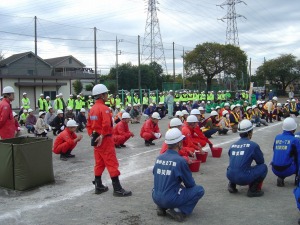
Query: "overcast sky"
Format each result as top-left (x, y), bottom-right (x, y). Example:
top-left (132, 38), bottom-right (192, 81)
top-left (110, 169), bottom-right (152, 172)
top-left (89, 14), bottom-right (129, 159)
top-left (0, 0), bottom-right (300, 76)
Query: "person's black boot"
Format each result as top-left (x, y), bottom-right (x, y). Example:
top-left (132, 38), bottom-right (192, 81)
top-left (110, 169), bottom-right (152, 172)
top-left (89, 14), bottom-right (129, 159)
top-left (247, 181), bottom-right (264, 197)
top-left (295, 175), bottom-right (299, 186)
top-left (157, 206), bottom-right (167, 216)
top-left (277, 177), bottom-right (285, 187)
top-left (145, 140), bottom-right (150, 146)
top-left (93, 176), bottom-right (108, 194)
top-left (66, 150), bottom-right (75, 158)
top-left (227, 182), bottom-right (238, 193)
top-left (149, 139), bottom-right (155, 145)
top-left (166, 209), bottom-right (184, 222)
top-left (60, 153), bottom-right (67, 161)
top-left (120, 144), bottom-right (126, 147)
top-left (111, 176), bottom-right (132, 197)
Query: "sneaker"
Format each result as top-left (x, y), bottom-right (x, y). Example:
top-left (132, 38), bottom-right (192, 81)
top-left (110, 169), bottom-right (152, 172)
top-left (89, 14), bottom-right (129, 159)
top-left (166, 209), bottom-right (184, 222)
top-left (66, 153), bottom-right (75, 158)
top-left (157, 207), bottom-right (167, 216)
top-left (113, 188), bottom-right (132, 197)
top-left (277, 177), bottom-right (285, 187)
top-left (60, 154), bottom-right (68, 161)
top-left (120, 144), bottom-right (126, 147)
top-left (149, 142), bottom-right (155, 145)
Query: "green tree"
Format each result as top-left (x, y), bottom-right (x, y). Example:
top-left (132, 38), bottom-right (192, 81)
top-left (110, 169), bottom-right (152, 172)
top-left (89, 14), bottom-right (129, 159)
top-left (85, 84), bottom-right (94, 92)
top-left (256, 54), bottom-right (300, 93)
top-left (184, 42), bottom-right (247, 91)
top-left (72, 80), bottom-right (83, 95)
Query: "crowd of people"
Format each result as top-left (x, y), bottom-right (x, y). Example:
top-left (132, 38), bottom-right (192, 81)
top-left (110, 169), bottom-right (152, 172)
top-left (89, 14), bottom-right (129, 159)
top-left (1, 85), bottom-right (300, 223)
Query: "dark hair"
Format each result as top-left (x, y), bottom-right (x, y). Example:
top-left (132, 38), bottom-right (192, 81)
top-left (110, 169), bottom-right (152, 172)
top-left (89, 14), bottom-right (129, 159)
top-left (167, 143), bottom-right (179, 149)
top-left (239, 130), bottom-right (253, 138)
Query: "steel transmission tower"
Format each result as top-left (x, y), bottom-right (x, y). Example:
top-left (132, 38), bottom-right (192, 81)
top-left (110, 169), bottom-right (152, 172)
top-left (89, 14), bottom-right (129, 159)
top-left (142, 0), bottom-right (167, 73)
top-left (218, 0), bottom-right (246, 46)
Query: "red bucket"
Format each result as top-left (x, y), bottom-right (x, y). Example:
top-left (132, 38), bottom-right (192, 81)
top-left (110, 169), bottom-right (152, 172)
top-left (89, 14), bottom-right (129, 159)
top-left (195, 151), bottom-right (208, 163)
top-left (211, 147), bottom-right (223, 158)
top-left (189, 160), bottom-right (201, 172)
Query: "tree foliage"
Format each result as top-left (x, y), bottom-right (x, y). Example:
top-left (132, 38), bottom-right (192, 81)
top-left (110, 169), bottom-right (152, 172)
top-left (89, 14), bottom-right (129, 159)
top-left (72, 80), bottom-right (83, 94)
top-left (184, 42), bottom-right (248, 91)
top-left (256, 54), bottom-right (300, 92)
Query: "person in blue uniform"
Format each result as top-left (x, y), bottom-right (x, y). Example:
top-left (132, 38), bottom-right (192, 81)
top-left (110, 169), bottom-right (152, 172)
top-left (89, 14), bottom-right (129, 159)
top-left (152, 128), bottom-right (205, 222)
top-left (273, 117), bottom-right (300, 186)
top-left (227, 119), bottom-right (268, 197)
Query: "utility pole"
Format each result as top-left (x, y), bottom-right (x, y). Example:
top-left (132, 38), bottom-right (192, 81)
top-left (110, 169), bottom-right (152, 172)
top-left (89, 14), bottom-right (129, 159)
top-left (173, 42), bottom-right (175, 82)
top-left (182, 47), bottom-right (185, 89)
top-left (217, 0), bottom-right (246, 46)
top-left (249, 57), bottom-right (252, 82)
top-left (142, 0), bottom-right (167, 73)
top-left (94, 27), bottom-right (97, 84)
top-left (34, 16), bottom-right (37, 76)
top-left (116, 36), bottom-right (123, 92)
top-left (138, 35), bottom-right (141, 100)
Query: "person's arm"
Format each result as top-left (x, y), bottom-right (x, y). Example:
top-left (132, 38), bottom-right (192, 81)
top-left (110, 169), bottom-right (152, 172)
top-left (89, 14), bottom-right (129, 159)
top-left (180, 160), bottom-right (196, 188)
top-left (253, 144), bottom-right (265, 165)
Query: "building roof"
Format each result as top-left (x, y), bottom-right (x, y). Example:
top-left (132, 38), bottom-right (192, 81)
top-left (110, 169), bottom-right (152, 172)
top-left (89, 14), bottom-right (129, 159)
top-left (44, 55), bottom-right (86, 67)
top-left (0, 51), bottom-right (52, 68)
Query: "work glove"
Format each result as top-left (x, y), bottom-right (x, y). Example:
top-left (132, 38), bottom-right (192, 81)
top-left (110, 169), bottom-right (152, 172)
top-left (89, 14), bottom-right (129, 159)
top-left (60, 126), bottom-right (65, 131)
top-left (44, 129), bottom-right (48, 134)
top-left (154, 133), bottom-right (161, 139)
top-left (48, 126), bottom-right (52, 131)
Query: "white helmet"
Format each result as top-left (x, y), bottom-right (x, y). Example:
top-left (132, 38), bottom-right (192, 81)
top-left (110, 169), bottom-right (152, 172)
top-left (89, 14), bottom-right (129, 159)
top-left (190, 109), bottom-right (200, 115)
top-left (181, 110), bottom-right (189, 115)
top-left (28, 109), bottom-right (33, 113)
top-left (277, 103), bottom-right (282, 107)
top-left (230, 105), bottom-right (236, 111)
top-left (292, 99), bottom-right (296, 102)
top-left (186, 115), bottom-right (198, 123)
top-left (224, 102), bottom-right (230, 107)
top-left (257, 100), bottom-right (261, 105)
top-left (23, 109), bottom-right (28, 113)
top-left (210, 110), bottom-right (218, 116)
top-left (222, 110), bottom-right (229, 116)
top-left (165, 128), bottom-right (185, 145)
top-left (152, 112), bottom-right (161, 120)
top-left (67, 120), bottom-right (78, 127)
top-left (215, 106), bottom-right (221, 110)
top-left (46, 96), bottom-right (50, 99)
top-left (116, 105), bottom-right (120, 109)
top-left (122, 112), bottom-right (131, 119)
top-left (13, 112), bottom-right (17, 117)
top-left (237, 119), bottom-right (253, 133)
top-left (170, 118), bottom-right (183, 127)
top-left (2, 86), bottom-right (15, 94)
top-left (67, 106), bottom-right (73, 111)
top-left (252, 105), bottom-right (257, 109)
top-left (198, 107), bottom-right (204, 111)
top-left (246, 106), bottom-right (252, 111)
top-left (272, 96), bottom-right (278, 101)
top-left (23, 92), bottom-right (27, 95)
top-left (48, 106), bottom-right (52, 110)
top-left (282, 117), bottom-right (297, 131)
top-left (39, 111), bottom-right (46, 117)
top-left (80, 108), bottom-right (86, 113)
top-left (127, 104), bottom-right (132, 107)
top-left (175, 111), bottom-right (183, 117)
top-left (40, 93), bottom-right (44, 96)
top-left (57, 109), bottom-right (63, 114)
top-left (92, 84), bottom-right (109, 96)
top-left (159, 102), bottom-right (164, 105)
top-left (236, 104), bottom-right (241, 107)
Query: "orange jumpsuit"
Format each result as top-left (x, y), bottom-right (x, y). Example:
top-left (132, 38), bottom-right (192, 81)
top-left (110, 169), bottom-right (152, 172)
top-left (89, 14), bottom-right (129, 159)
top-left (0, 98), bottom-right (15, 139)
top-left (140, 119), bottom-right (160, 141)
top-left (194, 125), bottom-right (213, 147)
top-left (52, 128), bottom-right (78, 154)
top-left (86, 99), bottom-right (120, 178)
top-left (113, 120), bottom-right (132, 146)
top-left (181, 125), bottom-right (200, 151)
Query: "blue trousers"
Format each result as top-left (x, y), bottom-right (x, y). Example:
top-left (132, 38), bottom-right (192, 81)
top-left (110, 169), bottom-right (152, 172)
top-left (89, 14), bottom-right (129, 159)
top-left (167, 103), bottom-right (173, 118)
top-left (272, 162), bottom-right (297, 179)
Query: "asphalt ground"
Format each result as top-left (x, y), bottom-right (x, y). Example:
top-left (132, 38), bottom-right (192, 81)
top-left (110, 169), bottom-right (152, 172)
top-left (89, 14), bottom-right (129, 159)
top-left (0, 112), bottom-right (299, 225)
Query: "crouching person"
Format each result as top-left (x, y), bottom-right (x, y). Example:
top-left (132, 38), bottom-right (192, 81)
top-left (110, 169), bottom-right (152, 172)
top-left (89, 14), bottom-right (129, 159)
top-left (227, 119), bottom-right (268, 197)
top-left (113, 112), bottom-right (134, 148)
top-left (35, 111), bottom-right (50, 137)
top-left (140, 112), bottom-right (161, 146)
top-left (152, 128), bottom-right (205, 222)
top-left (53, 120), bottom-right (83, 161)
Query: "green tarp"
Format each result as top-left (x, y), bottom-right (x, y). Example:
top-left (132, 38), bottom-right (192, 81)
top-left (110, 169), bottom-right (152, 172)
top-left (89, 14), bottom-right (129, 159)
top-left (0, 137), bottom-right (54, 191)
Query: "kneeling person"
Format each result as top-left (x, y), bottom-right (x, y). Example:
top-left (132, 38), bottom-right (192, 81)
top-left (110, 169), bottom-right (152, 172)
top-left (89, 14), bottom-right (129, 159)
top-left (152, 128), bottom-right (205, 222)
top-left (53, 120), bottom-right (83, 161)
top-left (113, 112), bottom-right (134, 148)
top-left (226, 119), bottom-right (268, 197)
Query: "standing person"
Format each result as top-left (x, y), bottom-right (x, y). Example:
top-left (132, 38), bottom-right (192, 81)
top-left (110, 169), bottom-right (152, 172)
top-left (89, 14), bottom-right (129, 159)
top-left (165, 90), bottom-right (174, 119)
top-left (59, 93), bottom-right (66, 113)
top-left (21, 92), bottom-right (30, 110)
top-left (25, 109), bottom-right (37, 134)
top-left (0, 86), bottom-right (15, 139)
top-left (75, 95), bottom-right (82, 116)
top-left (86, 84), bottom-right (132, 197)
top-left (67, 94), bottom-right (75, 110)
top-left (140, 112), bottom-right (162, 146)
top-left (289, 90), bottom-right (294, 100)
top-left (226, 119), bottom-right (268, 197)
top-left (53, 120), bottom-right (83, 161)
top-left (272, 118), bottom-right (300, 186)
top-left (113, 112), bottom-right (134, 148)
top-left (37, 94), bottom-right (47, 112)
top-left (142, 92), bottom-right (149, 112)
top-left (45, 96), bottom-right (52, 110)
top-left (152, 128), bottom-right (205, 222)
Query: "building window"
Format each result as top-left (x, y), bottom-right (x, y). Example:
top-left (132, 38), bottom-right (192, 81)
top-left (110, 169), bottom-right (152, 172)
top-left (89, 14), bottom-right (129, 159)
top-left (44, 91), bottom-right (56, 100)
top-left (69, 58), bottom-right (72, 64)
top-left (27, 70), bottom-right (34, 75)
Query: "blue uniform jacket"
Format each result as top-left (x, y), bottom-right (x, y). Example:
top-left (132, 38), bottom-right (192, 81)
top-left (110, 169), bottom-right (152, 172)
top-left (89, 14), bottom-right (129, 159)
top-left (272, 131), bottom-right (300, 168)
top-left (227, 137), bottom-right (266, 185)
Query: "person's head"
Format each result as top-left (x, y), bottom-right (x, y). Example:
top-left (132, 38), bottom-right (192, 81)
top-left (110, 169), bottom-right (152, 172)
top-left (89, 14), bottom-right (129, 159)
top-left (28, 108), bottom-right (34, 116)
top-left (175, 110), bottom-right (183, 119)
top-left (2, 86), bottom-right (15, 102)
top-left (46, 96), bottom-right (50, 101)
top-left (190, 109), bottom-right (201, 121)
top-left (40, 93), bottom-right (44, 99)
top-left (215, 106), bottom-right (221, 112)
top-left (23, 109), bottom-right (28, 114)
top-left (59, 93), bottom-right (63, 98)
top-left (282, 117), bottom-right (297, 133)
top-left (23, 92), bottom-right (27, 98)
top-left (80, 108), bottom-right (86, 115)
top-left (238, 119), bottom-right (253, 139)
top-left (246, 106), bottom-right (252, 114)
top-left (181, 110), bottom-right (189, 119)
top-left (133, 104), bottom-right (138, 109)
top-left (67, 106), bottom-right (73, 111)
top-left (198, 107), bottom-right (205, 115)
top-left (165, 128), bottom-right (185, 151)
top-left (158, 102), bottom-right (164, 107)
top-left (77, 95), bottom-right (80, 100)
top-left (69, 94), bottom-right (73, 99)
top-left (186, 115), bottom-right (198, 128)
top-left (88, 95), bottom-right (92, 99)
top-left (224, 102), bottom-right (230, 110)
top-left (149, 103), bottom-right (153, 108)
top-left (272, 96), bottom-right (278, 103)
top-left (151, 112), bottom-right (161, 124)
top-left (210, 110), bottom-right (218, 118)
top-left (48, 106), bottom-right (53, 113)
top-left (276, 103), bottom-right (282, 109)
top-left (13, 112), bottom-right (18, 121)
top-left (169, 118), bottom-right (183, 130)
top-left (222, 110), bottom-right (229, 118)
top-left (39, 111), bottom-right (46, 118)
top-left (243, 101), bottom-right (248, 106)
top-left (92, 84), bottom-right (109, 102)
top-left (121, 112), bottom-right (131, 123)
top-left (66, 119), bottom-right (78, 132)
top-left (57, 110), bottom-right (64, 118)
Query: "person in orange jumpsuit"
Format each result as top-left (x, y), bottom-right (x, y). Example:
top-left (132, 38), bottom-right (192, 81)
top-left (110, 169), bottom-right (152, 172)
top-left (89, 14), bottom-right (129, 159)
top-left (181, 115), bottom-right (202, 152)
top-left (86, 84), bottom-right (132, 197)
top-left (113, 112), bottom-right (134, 148)
top-left (0, 86), bottom-right (15, 139)
top-left (52, 120), bottom-right (82, 161)
top-left (140, 112), bottom-right (162, 146)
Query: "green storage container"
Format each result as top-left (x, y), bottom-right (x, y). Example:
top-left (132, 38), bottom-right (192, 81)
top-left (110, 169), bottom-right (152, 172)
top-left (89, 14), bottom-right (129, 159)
top-left (0, 137), bottom-right (54, 191)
